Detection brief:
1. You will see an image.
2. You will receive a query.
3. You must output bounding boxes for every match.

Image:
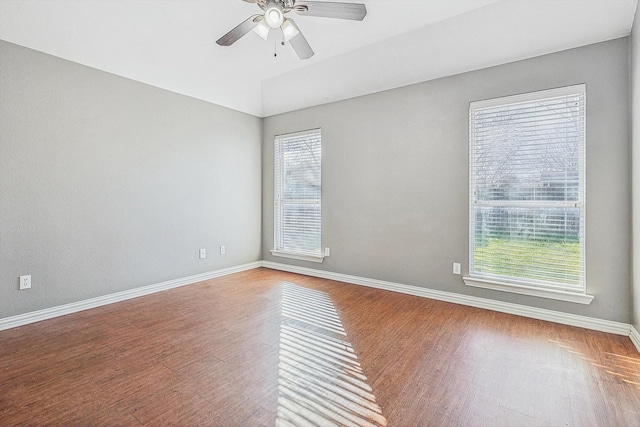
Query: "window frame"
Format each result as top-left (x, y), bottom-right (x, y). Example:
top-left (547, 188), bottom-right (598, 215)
top-left (463, 85), bottom-right (593, 304)
top-left (271, 128), bottom-right (324, 263)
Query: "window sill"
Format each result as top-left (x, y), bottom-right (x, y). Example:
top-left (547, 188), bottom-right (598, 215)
top-left (463, 276), bottom-right (594, 305)
top-left (270, 250), bottom-right (324, 263)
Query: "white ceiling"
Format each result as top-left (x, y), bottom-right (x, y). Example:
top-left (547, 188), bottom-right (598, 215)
top-left (0, 0), bottom-right (637, 117)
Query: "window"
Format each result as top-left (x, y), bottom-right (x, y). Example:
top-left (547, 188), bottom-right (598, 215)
top-left (271, 128), bottom-right (323, 263)
top-left (465, 85), bottom-right (592, 304)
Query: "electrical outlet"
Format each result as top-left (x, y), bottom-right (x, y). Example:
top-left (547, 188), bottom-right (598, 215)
top-left (220, 245), bottom-right (226, 255)
top-left (199, 248), bottom-right (206, 259)
top-left (19, 275), bottom-right (31, 290)
top-left (324, 247), bottom-right (330, 257)
top-left (453, 263), bottom-right (461, 275)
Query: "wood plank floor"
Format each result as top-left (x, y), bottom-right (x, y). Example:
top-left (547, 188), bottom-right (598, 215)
top-left (1, 267), bottom-right (639, 426)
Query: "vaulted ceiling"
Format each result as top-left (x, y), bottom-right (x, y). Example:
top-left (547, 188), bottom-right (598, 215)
top-left (0, 0), bottom-right (637, 117)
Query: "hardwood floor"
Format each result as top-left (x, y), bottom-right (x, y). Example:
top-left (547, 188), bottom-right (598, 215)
top-left (1, 267), bottom-right (639, 426)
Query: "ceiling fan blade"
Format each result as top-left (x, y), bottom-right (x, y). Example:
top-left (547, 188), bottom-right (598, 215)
top-left (287, 19), bottom-right (314, 59)
top-left (293, 1), bottom-right (367, 21)
top-left (216, 14), bottom-right (262, 46)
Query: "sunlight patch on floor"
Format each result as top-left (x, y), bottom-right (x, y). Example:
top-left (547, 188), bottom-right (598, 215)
top-left (276, 282), bottom-right (387, 427)
top-left (549, 339), bottom-right (640, 389)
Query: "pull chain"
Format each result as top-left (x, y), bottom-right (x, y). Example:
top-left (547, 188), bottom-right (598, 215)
top-left (274, 36), bottom-right (285, 58)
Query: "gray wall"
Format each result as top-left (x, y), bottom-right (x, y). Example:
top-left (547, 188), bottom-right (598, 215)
top-left (632, 5), bottom-right (640, 332)
top-left (2, 35), bottom-right (633, 325)
top-left (0, 41), bottom-right (262, 318)
top-left (263, 38), bottom-right (631, 323)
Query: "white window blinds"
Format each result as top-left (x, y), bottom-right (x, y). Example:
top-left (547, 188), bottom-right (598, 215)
top-left (469, 85), bottom-right (586, 292)
top-left (274, 129), bottom-right (322, 256)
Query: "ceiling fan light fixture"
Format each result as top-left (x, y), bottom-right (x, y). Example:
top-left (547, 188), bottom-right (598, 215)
top-left (264, 5), bottom-right (284, 28)
top-left (281, 19), bottom-right (299, 42)
top-left (253, 19), bottom-right (271, 40)
top-left (217, 0), bottom-right (367, 60)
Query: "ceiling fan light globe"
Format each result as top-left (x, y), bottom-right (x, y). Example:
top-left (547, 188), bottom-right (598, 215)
top-left (253, 19), bottom-right (271, 40)
top-left (281, 19), bottom-right (300, 42)
top-left (265, 6), bottom-right (284, 28)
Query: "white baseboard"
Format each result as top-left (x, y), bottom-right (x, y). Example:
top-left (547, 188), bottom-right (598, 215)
top-left (2, 259), bottom-right (637, 351)
top-left (262, 261), bottom-right (632, 337)
top-left (0, 261), bottom-right (262, 331)
top-left (630, 326), bottom-right (640, 353)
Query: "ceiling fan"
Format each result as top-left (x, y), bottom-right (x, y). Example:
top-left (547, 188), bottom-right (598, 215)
top-left (216, 0), bottom-right (367, 59)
